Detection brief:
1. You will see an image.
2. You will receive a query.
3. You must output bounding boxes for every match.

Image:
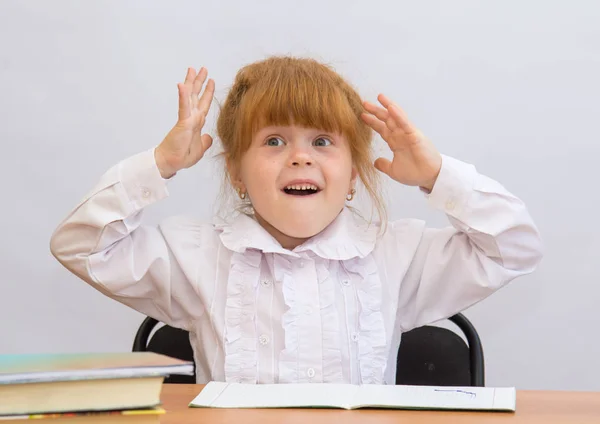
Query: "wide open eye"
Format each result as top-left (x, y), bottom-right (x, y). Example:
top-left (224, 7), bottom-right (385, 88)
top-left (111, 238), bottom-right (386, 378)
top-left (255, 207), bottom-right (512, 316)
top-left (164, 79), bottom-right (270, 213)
top-left (266, 137), bottom-right (285, 147)
top-left (313, 137), bottom-right (332, 147)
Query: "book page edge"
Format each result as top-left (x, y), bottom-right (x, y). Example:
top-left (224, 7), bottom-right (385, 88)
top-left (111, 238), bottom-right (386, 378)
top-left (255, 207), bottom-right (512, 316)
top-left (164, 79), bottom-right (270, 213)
top-left (189, 381), bottom-right (229, 407)
top-left (492, 387), bottom-right (517, 411)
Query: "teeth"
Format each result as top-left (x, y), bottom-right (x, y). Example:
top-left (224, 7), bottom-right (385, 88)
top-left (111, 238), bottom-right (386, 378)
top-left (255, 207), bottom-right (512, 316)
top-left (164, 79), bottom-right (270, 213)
top-left (285, 184), bottom-right (318, 191)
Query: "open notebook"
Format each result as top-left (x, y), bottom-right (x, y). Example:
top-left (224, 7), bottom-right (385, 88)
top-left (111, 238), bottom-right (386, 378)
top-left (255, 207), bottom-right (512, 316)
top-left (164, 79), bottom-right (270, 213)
top-left (190, 382), bottom-right (516, 412)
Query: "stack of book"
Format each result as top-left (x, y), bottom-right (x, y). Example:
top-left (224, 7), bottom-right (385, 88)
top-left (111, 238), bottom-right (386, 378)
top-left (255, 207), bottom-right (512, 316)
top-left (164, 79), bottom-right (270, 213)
top-left (0, 352), bottom-right (194, 421)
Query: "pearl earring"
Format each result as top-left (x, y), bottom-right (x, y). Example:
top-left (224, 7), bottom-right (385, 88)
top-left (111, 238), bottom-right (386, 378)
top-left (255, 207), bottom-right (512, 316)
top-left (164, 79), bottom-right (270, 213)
top-left (346, 189), bottom-right (356, 201)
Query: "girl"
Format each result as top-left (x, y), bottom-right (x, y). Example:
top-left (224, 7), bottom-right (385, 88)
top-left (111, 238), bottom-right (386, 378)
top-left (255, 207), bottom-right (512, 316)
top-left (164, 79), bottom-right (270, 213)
top-left (50, 56), bottom-right (543, 385)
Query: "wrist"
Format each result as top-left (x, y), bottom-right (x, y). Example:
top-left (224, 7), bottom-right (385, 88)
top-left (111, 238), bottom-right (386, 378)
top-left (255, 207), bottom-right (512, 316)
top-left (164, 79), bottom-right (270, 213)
top-left (419, 179), bottom-right (436, 194)
top-left (154, 147), bottom-right (177, 179)
top-left (418, 170), bottom-right (441, 193)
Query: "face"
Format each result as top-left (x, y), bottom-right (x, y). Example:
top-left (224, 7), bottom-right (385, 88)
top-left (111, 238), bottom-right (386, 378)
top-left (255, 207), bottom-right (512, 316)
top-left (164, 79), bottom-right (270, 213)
top-left (233, 125), bottom-right (356, 249)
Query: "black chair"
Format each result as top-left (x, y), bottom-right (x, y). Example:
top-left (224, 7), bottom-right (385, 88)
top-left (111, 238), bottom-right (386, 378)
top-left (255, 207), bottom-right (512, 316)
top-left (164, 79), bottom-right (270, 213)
top-left (133, 313), bottom-right (484, 386)
top-left (395, 313), bottom-right (484, 386)
top-left (132, 317), bottom-right (196, 384)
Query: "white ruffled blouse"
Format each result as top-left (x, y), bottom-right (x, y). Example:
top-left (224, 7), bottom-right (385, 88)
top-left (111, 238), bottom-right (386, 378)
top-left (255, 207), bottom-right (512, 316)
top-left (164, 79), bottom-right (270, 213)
top-left (50, 148), bottom-right (543, 385)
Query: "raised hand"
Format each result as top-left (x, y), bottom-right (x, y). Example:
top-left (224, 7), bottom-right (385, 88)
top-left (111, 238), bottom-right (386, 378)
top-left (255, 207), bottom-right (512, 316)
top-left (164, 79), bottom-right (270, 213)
top-left (362, 94), bottom-right (442, 192)
top-left (155, 67), bottom-right (215, 178)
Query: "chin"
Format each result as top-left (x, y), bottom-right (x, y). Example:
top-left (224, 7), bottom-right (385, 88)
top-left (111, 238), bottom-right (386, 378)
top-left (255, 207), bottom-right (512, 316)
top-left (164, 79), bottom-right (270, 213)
top-left (280, 224), bottom-right (324, 239)
top-left (274, 214), bottom-right (333, 239)
top-left (253, 201), bottom-right (344, 242)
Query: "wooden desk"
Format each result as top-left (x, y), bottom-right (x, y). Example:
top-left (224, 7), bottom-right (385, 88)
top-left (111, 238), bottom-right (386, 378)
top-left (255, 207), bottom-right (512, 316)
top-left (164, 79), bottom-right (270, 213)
top-left (160, 384), bottom-right (600, 423)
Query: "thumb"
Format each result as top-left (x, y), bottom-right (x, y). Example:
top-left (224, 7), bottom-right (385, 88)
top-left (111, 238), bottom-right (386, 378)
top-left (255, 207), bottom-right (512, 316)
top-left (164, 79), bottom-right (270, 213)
top-left (200, 133), bottom-right (213, 154)
top-left (374, 157), bottom-right (393, 177)
top-left (188, 133), bottom-right (213, 166)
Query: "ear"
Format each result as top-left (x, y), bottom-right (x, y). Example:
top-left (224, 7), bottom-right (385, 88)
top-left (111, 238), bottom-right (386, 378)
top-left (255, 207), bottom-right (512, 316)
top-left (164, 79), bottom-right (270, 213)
top-left (226, 157), bottom-right (246, 192)
top-left (225, 158), bottom-right (247, 193)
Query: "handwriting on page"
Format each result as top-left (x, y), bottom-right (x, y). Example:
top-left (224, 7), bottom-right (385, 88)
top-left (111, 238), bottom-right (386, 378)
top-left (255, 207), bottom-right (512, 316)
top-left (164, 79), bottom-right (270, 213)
top-left (433, 389), bottom-right (477, 399)
top-left (354, 384), bottom-right (495, 410)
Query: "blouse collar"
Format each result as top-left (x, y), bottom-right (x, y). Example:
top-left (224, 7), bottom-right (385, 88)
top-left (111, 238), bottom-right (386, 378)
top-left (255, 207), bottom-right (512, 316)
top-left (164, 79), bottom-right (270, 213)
top-left (214, 207), bottom-right (379, 260)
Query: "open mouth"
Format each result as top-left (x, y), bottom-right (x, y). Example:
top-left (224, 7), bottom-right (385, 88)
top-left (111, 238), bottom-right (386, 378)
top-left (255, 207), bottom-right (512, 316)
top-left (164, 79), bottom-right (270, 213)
top-left (282, 184), bottom-right (321, 196)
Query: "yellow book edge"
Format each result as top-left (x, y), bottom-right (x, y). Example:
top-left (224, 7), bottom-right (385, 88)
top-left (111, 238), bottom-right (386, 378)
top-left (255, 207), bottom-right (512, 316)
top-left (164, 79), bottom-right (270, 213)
top-left (0, 407), bottom-right (166, 420)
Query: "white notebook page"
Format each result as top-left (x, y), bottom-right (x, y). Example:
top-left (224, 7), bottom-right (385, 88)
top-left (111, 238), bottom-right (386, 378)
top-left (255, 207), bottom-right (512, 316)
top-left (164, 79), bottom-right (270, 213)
top-left (190, 382), bottom-right (516, 411)
top-left (195, 382), bottom-right (358, 408)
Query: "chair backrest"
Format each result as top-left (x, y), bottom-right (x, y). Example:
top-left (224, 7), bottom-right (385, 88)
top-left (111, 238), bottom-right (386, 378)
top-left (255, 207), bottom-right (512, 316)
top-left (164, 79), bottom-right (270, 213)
top-left (396, 313), bottom-right (485, 386)
top-left (132, 317), bottom-right (196, 384)
top-left (133, 313), bottom-right (484, 386)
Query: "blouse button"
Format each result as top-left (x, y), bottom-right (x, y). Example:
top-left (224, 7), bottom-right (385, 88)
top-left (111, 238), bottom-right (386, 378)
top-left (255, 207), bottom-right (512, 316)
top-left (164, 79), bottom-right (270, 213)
top-left (342, 279), bottom-right (351, 287)
top-left (141, 187), bottom-right (151, 198)
top-left (299, 261), bottom-right (305, 268)
top-left (261, 279), bottom-right (272, 287)
top-left (351, 332), bottom-right (360, 342)
top-left (258, 334), bottom-right (270, 346)
top-left (307, 368), bottom-right (316, 378)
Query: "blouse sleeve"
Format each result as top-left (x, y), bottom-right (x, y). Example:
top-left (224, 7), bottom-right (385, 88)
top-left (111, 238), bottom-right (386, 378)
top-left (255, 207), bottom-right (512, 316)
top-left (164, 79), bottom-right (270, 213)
top-left (393, 155), bottom-right (544, 332)
top-left (50, 148), bottom-right (205, 330)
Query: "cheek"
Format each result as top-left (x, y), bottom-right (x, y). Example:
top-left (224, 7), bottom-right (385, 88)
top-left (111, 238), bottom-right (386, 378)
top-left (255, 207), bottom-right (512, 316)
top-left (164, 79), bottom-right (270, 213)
top-left (242, 158), bottom-right (279, 193)
top-left (322, 154), bottom-right (354, 189)
top-left (329, 170), bottom-right (353, 193)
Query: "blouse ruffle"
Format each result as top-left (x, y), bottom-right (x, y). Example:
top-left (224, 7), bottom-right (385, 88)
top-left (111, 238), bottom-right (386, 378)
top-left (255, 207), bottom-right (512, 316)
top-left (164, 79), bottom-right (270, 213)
top-left (223, 250), bottom-right (261, 383)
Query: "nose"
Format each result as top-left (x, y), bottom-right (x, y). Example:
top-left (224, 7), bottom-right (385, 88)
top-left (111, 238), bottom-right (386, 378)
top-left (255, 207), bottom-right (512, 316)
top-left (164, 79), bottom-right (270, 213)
top-left (288, 145), bottom-right (313, 167)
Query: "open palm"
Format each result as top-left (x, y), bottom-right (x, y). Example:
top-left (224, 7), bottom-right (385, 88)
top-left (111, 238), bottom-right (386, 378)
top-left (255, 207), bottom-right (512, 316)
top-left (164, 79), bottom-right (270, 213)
top-left (362, 94), bottom-right (442, 191)
top-left (155, 67), bottom-right (215, 178)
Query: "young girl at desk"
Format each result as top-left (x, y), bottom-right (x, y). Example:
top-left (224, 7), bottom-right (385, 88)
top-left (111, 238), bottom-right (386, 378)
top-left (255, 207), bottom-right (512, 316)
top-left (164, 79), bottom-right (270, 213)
top-left (50, 57), bottom-right (543, 385)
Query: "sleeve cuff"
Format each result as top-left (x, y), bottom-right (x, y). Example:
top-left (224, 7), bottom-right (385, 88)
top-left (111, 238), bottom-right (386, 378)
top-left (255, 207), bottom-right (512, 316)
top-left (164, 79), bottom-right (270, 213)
top-left (119, 148), bottom-right (170, 210)
top-left (423, 154), bottom-right (477, 218)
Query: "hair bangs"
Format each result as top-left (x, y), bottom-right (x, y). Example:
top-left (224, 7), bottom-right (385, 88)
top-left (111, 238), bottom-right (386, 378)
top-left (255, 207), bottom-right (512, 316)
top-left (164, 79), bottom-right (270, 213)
top-left (238, 65), bottom-right (359, 145)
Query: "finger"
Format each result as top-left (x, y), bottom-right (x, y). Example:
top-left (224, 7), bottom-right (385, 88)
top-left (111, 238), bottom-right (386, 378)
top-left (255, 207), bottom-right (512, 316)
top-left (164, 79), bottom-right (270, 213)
top-left (192, 67), bottom-right (208, 98)
top-left (361, 112), bottom-right (390, 138)
top-left (179, 68), bottom-right (197, 120)
top-left (184, 67), bottom-right (196, 87)
top-left (197, 78), bottom-right (215, 116)
top-left (377, 94), bottom-right (414, 134)
top-left (387, 103), bottom-right (415, 135)
top-left (376, 93), bottom-right (394, 109)
top-left (177, 83), bottom-right (191, 120)
top-left (365, 99), bottom-right (401, 133)
top-left (363, 100), bottom-right (390, 122)
top-left (374, 157), bottom-right (393, 177)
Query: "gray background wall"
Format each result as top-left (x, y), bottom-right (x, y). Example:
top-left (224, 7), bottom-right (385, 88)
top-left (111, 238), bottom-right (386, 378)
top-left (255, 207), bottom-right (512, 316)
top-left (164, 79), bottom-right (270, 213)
top-left (1, 0), bottom-right (598, 391)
